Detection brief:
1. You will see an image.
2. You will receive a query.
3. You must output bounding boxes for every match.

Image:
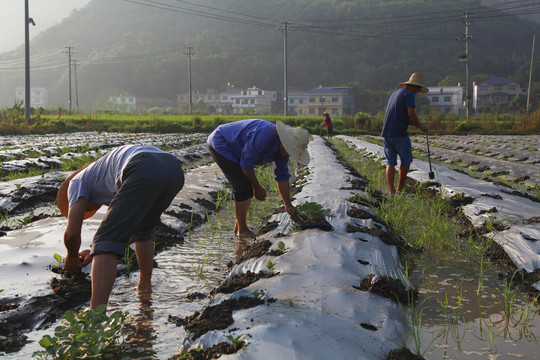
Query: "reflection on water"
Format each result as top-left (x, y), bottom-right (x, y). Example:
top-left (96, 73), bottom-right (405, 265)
top-left (407, 250), bottom-right (540, 359)
top-left (3, 203), bottom-right (239, 359)
top-left (105, 204), bottom-right (238, 359)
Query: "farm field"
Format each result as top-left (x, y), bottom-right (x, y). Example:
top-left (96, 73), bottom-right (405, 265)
top-left (409, 134), bottom-right (539, 198)
top-left (0, 131), bottom-right (538, 359)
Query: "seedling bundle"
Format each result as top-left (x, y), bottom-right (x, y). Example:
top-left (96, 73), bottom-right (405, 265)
top-left (291, 201), bottom-right (333, 231)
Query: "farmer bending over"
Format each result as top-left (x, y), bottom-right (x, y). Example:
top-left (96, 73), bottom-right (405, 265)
top-left (381, 73), bottom-right (428, 194)
top-left (207, 119), bottom-right (310, 239)
top-left (57, 144), bottom-right (184, 310)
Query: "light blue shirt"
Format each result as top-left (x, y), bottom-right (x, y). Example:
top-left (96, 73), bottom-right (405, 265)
top-left (207, 119), bottom-right (290, 181)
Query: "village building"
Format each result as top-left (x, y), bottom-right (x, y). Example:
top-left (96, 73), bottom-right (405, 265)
top-left (425, 85), bottom-right (465, 114)
top-left (230, 86), bottom-right (276, 115)
top-left (297, 86), bottom-right (354, 116)
top-left (108, 95), bottom-right (136, 112)
top-left (15, 86), bottom-right (48, 108)
top-left (473, 77), bottom-right (525, 111)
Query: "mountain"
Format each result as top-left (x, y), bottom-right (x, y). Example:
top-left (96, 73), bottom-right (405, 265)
top-left (1, 0), bottom-right (539, 112)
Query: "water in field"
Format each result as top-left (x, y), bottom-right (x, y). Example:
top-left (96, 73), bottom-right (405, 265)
top-left (408, 250), bottom-right (539, 359)
top-left (4, 204), bottom-right (239, 359)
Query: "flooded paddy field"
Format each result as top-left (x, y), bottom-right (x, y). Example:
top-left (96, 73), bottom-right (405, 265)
top-left (0, 132), bottom-right (539, 359)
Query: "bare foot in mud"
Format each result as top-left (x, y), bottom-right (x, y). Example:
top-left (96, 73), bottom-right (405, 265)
top-left (137, 281), bottom-right (152, 294)
top-left (237, 230), bottom-right (256, 240)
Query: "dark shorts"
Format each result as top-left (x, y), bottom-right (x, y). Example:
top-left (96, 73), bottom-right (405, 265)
top-left (91, 152), bottom-right (184, 257)
top-left (327, 127), bottom-right (333, 135)
top-left (208, 145), bottom-right (253, 202)
top-left (383, 135), bottom-right (413, 166)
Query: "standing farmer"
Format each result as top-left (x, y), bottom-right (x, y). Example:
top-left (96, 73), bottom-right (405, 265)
top-left (57, 144), bottom-right (184, 310)
top-left (207, 119), bottom-right (310, 239)
top-left (381, 73), bottom-right (429, 194)
top-left (320, 111), bottom-right (333, 139)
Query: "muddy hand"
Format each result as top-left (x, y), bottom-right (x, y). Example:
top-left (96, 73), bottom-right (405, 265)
top-left (79, 249), bottom-right (92, 267)
top-left (64, 253), bottom-right (83, 273)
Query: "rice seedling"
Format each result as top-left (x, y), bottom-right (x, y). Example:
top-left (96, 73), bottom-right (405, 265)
top-left (399, 292), bottom-right (436, 356)
top-left (122, 246), bottom-right (135, 275)
top-left (331, 137), bottom-right (540, 357)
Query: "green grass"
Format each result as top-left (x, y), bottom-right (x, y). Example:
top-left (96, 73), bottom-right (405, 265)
top-left (330, 137), bottom-right (539, 356)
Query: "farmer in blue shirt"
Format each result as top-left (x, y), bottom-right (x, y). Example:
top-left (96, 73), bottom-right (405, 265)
top-left (207, 119), bottom-right (310, 238)
top-left (381, 73), bottom-right (429, 194)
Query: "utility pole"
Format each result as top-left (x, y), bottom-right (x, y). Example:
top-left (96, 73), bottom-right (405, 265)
top-left (459, 11), bottom-right (472, 120)
top-left (526, 35), bottom-right (535, 124)
top-left (73, 59), bottom-right (79, 110)
top-left (24, 0), bottom-right (35, 121)
top-left (65, 46), bottom-right (74, 113)
top-left (279, 21), bottom-right (290, 116)
top-left (184, 46), bottom-right (194, 115)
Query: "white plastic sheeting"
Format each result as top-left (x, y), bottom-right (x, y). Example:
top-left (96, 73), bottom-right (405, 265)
top-left (185, 136), bottom-right (409, 359)
top-left (338, 135), bottom-right (540, 290)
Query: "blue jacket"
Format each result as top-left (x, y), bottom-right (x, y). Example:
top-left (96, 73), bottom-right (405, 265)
top-left (207, 119), bottom-right (290, 181)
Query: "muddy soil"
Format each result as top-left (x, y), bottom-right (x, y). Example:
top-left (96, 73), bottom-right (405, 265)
top-left (355, 274), bottom-right (418, 305)
top-left (0, 219), bottom-right (188, 351)
top-left (0, 137), bottom-right (217, 353)
top-left (168, 341), bottom-right (245, 360)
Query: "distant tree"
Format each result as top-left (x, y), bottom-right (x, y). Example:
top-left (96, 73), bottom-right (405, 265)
top-left (508, 93), bottom-right (527, 113)
top-left (438, 74), bottom-right (464, 87)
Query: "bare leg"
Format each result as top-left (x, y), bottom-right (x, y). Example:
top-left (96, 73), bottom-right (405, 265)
top-left (234, 199), bottom-right (255, 237)
top-left (135, 239), bottom-right (154, 293)
top-left (397, 164), bottom-right (410, 193)
top-left (386, 165), bottom-right (396, 194)
top-left (90, 253), bottom-right (118, 310)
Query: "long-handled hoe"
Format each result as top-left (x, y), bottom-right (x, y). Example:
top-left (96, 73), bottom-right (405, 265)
top-left (425, 132), bottom-right (435, 180)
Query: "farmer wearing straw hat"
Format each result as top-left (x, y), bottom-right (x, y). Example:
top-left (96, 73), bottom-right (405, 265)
top-left (207, 119), bottom-right (310, 239)
top-left (57, 144), bottom-right (184, 310)
top-left (381, 73), bottom-right (429, 194)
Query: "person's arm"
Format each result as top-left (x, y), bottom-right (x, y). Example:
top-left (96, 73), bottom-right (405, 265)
top-left (407, 107), bottom-right (428, 131)
top-left (241, 168), bottom-right (267, 201)
top-left (277, 179), bottom-right (294, 215)
top-left (63, 197), bottom-right (87, 273)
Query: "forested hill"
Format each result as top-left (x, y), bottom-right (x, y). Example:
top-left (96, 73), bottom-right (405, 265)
top-left (1, 0), bottom-right (539, 111)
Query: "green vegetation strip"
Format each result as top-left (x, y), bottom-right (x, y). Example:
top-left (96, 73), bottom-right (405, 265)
top-left (331, 138), bottom-right (538, 356)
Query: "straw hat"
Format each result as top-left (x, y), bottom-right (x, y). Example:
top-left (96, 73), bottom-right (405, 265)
top-left (57, 168), bottom-right (101, 219)
top-left (276, 121), bottom-right (311, 165)
top-left (400, 73), bottom-right (429, 94)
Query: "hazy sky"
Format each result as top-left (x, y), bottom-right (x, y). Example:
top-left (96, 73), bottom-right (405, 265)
top-left (0, 0), bottom-right (91, 54)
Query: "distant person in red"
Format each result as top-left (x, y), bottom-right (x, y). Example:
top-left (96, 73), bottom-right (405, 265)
top-left (320, 111), bottom-right (333, 139)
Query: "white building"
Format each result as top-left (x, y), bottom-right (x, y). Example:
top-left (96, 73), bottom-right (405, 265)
top-left (108, 95), bottom-right (136, 112)
top-left (425, 85), bottom-right (464, 114)
top-left (231, 87), bottom-right (276, 115)
top-left (286, 91), bottom-right (308, 115)
top-left (15, 86), bottom-right (48, 108)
